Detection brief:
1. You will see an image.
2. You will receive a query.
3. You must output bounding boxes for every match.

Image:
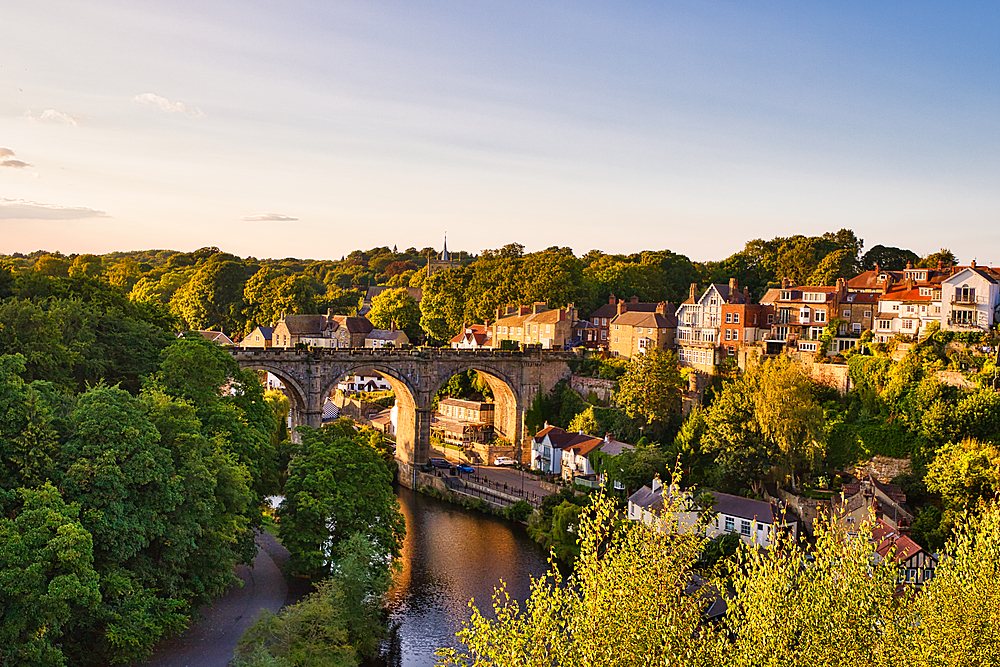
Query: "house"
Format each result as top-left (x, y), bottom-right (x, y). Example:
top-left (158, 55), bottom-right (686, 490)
top-left (450, 323), bottom-right (492, 349)
top-left (365, 328), bottom-right (409, 348)
top-left (530, 424), bottom-right (597, 475)
top-left (588, 296), bottom-right (662, 349)
top-left (847, 262), bottom-right (951, 294)
top-left (696, 491), bottom-right (796, 548)
top-left (719, 300), bottom-right (773, 359)
top-left (833, 292), bottom-right (878, 352)
top-left (607, 302), bottom-right (677, 359)
top-left (322, 315), bottom-right (375, 348)
top-left (271, 314), bottom-right (325, 348)
top-left (337, 374), bottom-right (393, 394)
top-left (628, 480), bottom-right (796, 548)
top-left (940, 262), bottom-right (1000, 332)
top-left (490, 303), bottom-right (579, 350)
top-left (758, 278), bottom-right (848, 355)
top-left (193, 330), bottom-right (235, 346)
top-left (836, 474), bottom-right (914, 532)
top-left (561, 433), bottom-right (635, 483)
top-left (872, 521), bottom-right (938, 589)
top-left (571, 319), bottom-right (600, 348)
top-left (242, 325), bottom-right (274, 348)
top-left (432, 398), bottom-right (495, 448)
top-left (675, 279), bottom-right (748, 372)
top-left (873, 282), bottom-right (943, 343)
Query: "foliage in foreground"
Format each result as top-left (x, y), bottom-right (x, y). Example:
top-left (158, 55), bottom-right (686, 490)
top-left (438, 493), bottom-right (1000, 667)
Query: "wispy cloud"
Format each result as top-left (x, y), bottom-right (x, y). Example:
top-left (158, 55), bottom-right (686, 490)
top-left (20, 109), bottom-right (82, 126)
top-left (241, 213), bottom-right (299, 222)
top-left (0, 198), bottom-right (107, 219)
top-left (132, 92), bottom-right (204, 117)
top-left (0, 148), bottom-right (32, 169)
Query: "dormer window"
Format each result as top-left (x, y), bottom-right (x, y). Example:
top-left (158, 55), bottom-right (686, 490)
top-left (878, 274), bottom-right (887, 282)
top-left (803, 292), bottom-right (824, 302)
top-left (919, 288), bottom-right (932, 297)
top-left (780, 290), bottom-right (792, 301)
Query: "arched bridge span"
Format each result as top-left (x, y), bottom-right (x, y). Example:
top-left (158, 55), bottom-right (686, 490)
top-left (231, 347), bottom-right (574, 487)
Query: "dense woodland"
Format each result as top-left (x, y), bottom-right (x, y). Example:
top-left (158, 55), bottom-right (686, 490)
top-left (0, 269), bottom-right (403, 665)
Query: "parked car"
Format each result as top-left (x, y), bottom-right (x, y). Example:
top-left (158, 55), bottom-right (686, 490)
top-left (428, 458), bottom-right (452, 469)
top-left (455, 463), bottom-right (475, 474)
top-left (493, 456), bottom-right (517, 467)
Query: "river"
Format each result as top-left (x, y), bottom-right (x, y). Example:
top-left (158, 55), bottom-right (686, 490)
top-left (373, 486), bottom-right (551, 667)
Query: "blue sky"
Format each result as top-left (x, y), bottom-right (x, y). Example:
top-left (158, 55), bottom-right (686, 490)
top-left (1, 1), bottom-right (997, 262)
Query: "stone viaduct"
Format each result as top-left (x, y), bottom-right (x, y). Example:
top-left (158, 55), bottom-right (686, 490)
top-left (230, 347), bottom-right (574, 488)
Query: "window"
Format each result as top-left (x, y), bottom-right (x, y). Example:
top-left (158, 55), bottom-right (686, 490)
top-left (724, 517), bottom-right (735, 532)
top-left (546, 325), bottom-right (551, 333)
top-left (852, 323), bottom-right (862, 334)
top-left (740, 520), bottom-right (751, 536)
top-left (842, 310), bottom-right (851, 318)
top-left (902, 319), bottom-right (914, 331)
top-left (733, 313), bottom-right (740, 324)
top-left (838, 323), bottom-right (847, 335)
top-left (798, 342), bottom-right (818, 352)
top-left (863, 310), bottom-right (871, 318)
top-left (727, 346), bottom-right (736, 356)
top-left (601, 318), bottom-right (608, 326)
top-left (709, 297), bottom-right (718, 306)
top-left (767, 314), bottom-right (774, 324)
top-left (732, 329), bottom-right (739, 341)
top-left (892, 304), bottom-right (900, 311)
top-left (878, 320), bottom-right (892, 330)
top-left (780, 290), bottom-right (792, 301)
top-left (814, 310), bottom-right (826, 323)
top-left (725, 312), bottom-right (732, 323)
top-left (601, 330), bottom-right (607, 340)
top-left (803, 292), bottom-right (824, 302)
top-left (957, 285), bottom-right (975, 303)
top-left (725, 329), bottom-right (731, 341)
top-left (919, 287), bottom-right (932, 296)
top-left (757, 522), bottom-right (764, 531)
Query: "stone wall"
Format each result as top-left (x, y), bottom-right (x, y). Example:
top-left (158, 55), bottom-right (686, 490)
top-left (854, 455), bottom-right (911, 483)
top-left (805, 362), bottom-right (852, 395)
top-left (772, 488), bottom-right (830, 537)
top-left (570, 374), bottom-right (616, 404)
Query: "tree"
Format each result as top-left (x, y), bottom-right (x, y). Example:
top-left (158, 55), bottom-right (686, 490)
top-left (568, 406), bottom-right (598, 435)
top-left (806, 248), bottom-right (857, 285)
top-left (861, 244), bottom-right (919, 271)
top-left (171, 257), bottom-right (247, 332)
top-left (926, 438), bottom-right (1000, 517)
top-left (278, 421), bottom-right (405, 577)
top-left (918, 248), bottom-right (958, 269)
top-left (0, 483), bottom-right (101, 667)
top-left (614, 348), bottom-right (683, 425)
top-left (368, 288), bottom-right (421, 340)
top-left (69, 254), bottom-right (104, 278)
top-left (33, 254), bottom-right (70, 277)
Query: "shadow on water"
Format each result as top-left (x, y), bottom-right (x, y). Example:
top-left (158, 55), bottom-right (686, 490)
top-left (366, 485), bottom-right (550, 667)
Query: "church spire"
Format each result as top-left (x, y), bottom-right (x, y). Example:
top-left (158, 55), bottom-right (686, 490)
top-left (440, 233), bottom-right (450, 261)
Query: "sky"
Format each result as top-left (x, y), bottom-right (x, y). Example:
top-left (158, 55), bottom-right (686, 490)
top-left (1, 1), bottom-right (998, 263)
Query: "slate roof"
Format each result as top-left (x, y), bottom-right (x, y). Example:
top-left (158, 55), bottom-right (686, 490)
top-left (367, 329), bottom-right (407, 341)
top-left (331, 315), bottom-right (374, 334)
top-left (710, 491), bottom-right (775, 524)
top-left (599, 438), bottom-right (635, 456)
top-left (279, 314), bottom-right (325, 335)
top-left (196, 330), bottom-right (235, 345)
top-left (610, 310), bottom-right (678, 328)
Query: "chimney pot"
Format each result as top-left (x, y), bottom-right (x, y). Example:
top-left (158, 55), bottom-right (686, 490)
top-left (609, 294), bottom-right (617, 305)
top-left (971, 259), bottom-right (977, 268)
top-left (630, 296), bottom-right (639, 304)
top-left (689, 283), bottom-right (698, 300)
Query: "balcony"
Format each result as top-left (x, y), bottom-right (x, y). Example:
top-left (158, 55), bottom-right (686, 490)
top-left (950, 296), bottom-right (980, 306)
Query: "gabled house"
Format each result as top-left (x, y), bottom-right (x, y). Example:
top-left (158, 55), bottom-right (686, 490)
top-left (450, 323), bottom-right (492, 349)
top-left (365, 329), bottom-right (408, 348)
top-left (834, 292), bottom-right (878, 352)
top-left (871, 521), bottom-right (938, 589)
top-left (193, 330), bottom-right (235, 346)
top-left (588, 296), bottom-right (662, 349)
top-left (529, 424), bottom-right (622, 475)
top-left (758, 278), bottom-right (847, 355)
top-left (940, 262), bottom-right (1000, 332)
top-left (675, 279), bottom-right (748, 372)
top-left (271, 314), bottom-right (325, 348)
top-left (837, 474), bottom-right (914, 532)
top-left (242, 325), bottom-right (274, 348)
top-left (607, 302), bottom-right (677, 359)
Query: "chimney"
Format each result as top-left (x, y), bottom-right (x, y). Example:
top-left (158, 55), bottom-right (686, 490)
top-left (971, 259), bottom-right (977, 268)
top-left (937, 259), bottom-right (943, 270)
top-left (496, 306), bottom-right (502, 321)
top-left (743, 286), bottom-right (750, 301)
top-left (604, 433), bottom-right (610, 443)
top-left (617, 299), bottom-right (626, 316)
top-left (533, 302), bottom-right (547, 314)
top-left (689, 283), bottom-right (698, 301)
top-left (651, 473), bottom-right (662, 494)
top-left (519, 305), bottom-right (530, 315)
top-left (781, 277), bottom-right (791, 290)
top-left (906, 260), bottom-right (913, 270)
top-left (655, 302), bottom-right (666, 315)
top-left (729, 278), bottom-right (738, 296)
top-left (609, 294), bottom-right (617, 305)
top-left (630, 296), bottom-right (639, 304)
top-left (874, 262), bottom-right (880, 274)
top-left (836, 277), bottom-right (846, 297)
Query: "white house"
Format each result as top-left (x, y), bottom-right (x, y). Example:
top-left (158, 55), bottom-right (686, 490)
top-left (337, 374), bottom-right (393, 394)
top-left (940, 263), bottom-right (1000, 332)
top-left (674, 280), bottom-right (748, 372)
top-left (627, 482), bottom-right (796, 548)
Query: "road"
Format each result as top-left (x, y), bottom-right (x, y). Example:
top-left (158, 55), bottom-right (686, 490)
top-left (141, 532), bottom-right (289, 667)
top-left (431, 446), bottom-right (555, 500)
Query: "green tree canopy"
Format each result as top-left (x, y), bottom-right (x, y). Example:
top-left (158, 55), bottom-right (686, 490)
top-left (368, 287), bottom-right (421, 340)
top-left (614, 348), bottom-right (684, 425)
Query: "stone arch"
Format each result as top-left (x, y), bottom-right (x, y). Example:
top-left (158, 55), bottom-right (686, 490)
top-left (432, 363), bottom-right (524, 463)
top-left (239, 363), bottom-right (311, 437)
top-left (321, 362), bottom-right (425, 466)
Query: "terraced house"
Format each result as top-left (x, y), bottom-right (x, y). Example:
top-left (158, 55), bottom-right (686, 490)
top-left (674, 279), bottom-right (748, 372)
top-left (490, 303), bottom-right (579, 350)
top-left (758, 278), bottom-right (847, 354)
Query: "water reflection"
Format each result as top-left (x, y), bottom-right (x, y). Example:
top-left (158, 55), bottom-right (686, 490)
top-left (373, 486), bottom-right (549, 667)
